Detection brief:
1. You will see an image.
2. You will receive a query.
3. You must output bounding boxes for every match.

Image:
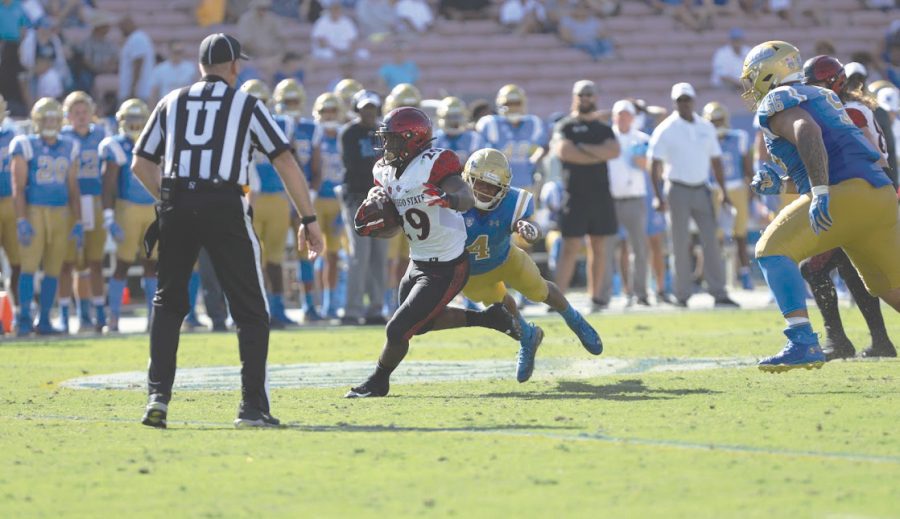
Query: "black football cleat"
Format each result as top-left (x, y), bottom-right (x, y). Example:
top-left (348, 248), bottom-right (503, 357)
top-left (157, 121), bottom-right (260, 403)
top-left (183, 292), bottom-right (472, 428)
top-left (141, 395), bottom-right (168, 429)
top-left (234, 402), bottom-right (282, 428)
top-left (822, 337), bottom-right (856, 361)
top-left (484, 302), bottom-right (522, 340)
top-left (860, 340), bottom-right (897, 358)
top-left (345, 377), bottom-right (390, 398)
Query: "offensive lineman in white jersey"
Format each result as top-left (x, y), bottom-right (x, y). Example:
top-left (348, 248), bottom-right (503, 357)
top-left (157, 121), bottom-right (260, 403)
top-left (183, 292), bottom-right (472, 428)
top-left (346, 107), bottom-right (522, 398)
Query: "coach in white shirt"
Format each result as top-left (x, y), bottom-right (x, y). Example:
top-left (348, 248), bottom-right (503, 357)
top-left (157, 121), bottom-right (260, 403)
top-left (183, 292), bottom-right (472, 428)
top-left (117, 16), bottom-right (155, 102)
top-left (148, 42), bottom-right (197, 104)
top-left (648, 82), bottom-right (738, 308)
top-left (604, 99), bottom-right (651, 305)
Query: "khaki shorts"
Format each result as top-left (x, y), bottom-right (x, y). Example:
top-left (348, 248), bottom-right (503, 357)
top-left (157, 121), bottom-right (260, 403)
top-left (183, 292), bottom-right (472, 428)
top-left (21, 205), bottom-right (69, 275)
top-left (0, 197), bottom-right (21, 264)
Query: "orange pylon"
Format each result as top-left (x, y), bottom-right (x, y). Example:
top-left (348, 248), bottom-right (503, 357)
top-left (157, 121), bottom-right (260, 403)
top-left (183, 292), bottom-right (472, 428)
top-left (122, 286), bottom-right (131, 306)
top-left (0, 291), bottom-right (13, 334)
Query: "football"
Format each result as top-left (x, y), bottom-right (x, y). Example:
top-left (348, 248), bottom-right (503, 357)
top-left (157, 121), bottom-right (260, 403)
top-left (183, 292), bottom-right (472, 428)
top-left (354, 196), bottom-right (402, 238)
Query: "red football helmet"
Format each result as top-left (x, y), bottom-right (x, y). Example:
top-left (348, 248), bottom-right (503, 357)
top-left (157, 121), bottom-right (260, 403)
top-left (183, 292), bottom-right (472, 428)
top-left (802, 55), bottom-right (846, 94)
top-left (375, 106), bottom-right (433, 167)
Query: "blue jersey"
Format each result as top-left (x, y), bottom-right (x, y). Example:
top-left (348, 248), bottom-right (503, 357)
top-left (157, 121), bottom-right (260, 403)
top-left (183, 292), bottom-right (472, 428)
top-left (9, 134), bottom-right (79, 207)
top-left (100, 134), bottom-right (154, 205)
top-left (433, 129), bottom-right (483, 164)
top-left (476, 115), bottom-right (546, 188)
top-left (313, 125), bottom-right (343, 199)
top-left (757, 84), bottom-right (890, 193)
top-left (463, 187), bottom-right (534, 276)
top-left (709, 128), bottom-right (748, 189)
top-left (0, 127), bottom-right (19, 198)
top-left (60, 124), bottom-right (106, 196)
top-left (254, 115), bottom-right (295, 194)
top-left (293, 117), bottom-right (316, 181)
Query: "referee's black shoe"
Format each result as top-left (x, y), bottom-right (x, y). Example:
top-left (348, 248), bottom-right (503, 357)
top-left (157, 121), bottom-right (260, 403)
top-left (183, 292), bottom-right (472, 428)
top-left (234, 402), bottom-right (282, 428)
top-left (141, 394), bottom-right (169, 429)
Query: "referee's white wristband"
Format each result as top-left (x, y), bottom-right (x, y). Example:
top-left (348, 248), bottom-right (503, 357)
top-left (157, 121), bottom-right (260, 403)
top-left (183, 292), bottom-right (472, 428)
top-left (810, 185), bottom-right (829, 197)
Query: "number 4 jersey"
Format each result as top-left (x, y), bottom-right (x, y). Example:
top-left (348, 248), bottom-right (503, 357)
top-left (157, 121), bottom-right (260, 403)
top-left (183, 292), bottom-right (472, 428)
top-left (373, 148), bottom-right (467, 262)
top-left (463, 187), bottom-right (534, 276)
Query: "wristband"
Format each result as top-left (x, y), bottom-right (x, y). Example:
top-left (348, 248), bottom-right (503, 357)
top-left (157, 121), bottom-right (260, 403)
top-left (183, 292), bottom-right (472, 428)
top-left (810, 185), bottom-right (829, 197)
top-left (300, 215), bottom-right (317, 225)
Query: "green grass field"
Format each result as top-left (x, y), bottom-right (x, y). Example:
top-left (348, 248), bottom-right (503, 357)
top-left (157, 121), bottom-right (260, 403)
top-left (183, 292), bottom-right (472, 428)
top-left (2, 308), bottom-right (899, 518)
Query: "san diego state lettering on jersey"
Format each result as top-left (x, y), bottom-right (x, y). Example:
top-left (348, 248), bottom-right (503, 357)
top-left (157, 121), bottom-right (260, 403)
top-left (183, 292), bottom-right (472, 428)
top-left (373, 148), bottom-right (467, 262)
top-left (293, 117), bottom-right (316, 181)
top-left (252, 114), bottom-right (295, 194)
top-left (476, 114), bottom-right (546, 188)
top-left (0, 127), bottom-right (19, 198)
top-left (61, 124), bottom-right (106, 196)
top-left (756, 84), bottom-right (890, 193)
top-left (100, 134), bottom-right (154, 205)
top-left (709, 128), bottom-right (748, 189)
top-left (313, 125), bottom-right (344, 198)
top-left (433, 129), bottom-right (483, 163)
top-left (9, 134), bottom-right (79, 207)
top-left (464, 187), bottom-right (534, 276)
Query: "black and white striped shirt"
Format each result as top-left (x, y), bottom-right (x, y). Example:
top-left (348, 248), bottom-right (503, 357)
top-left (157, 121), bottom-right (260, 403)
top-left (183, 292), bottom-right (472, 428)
top-left (135, 75), bottom-right (291, 185)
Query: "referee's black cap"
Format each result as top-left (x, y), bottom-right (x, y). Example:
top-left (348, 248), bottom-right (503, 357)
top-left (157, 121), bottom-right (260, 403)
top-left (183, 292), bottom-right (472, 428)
top-left (199, 33), bottom-right (249, 65)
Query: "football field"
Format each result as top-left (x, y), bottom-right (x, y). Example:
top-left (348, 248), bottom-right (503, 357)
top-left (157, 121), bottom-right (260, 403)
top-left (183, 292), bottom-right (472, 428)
top-left (1, 307), bottom-right (899, 518)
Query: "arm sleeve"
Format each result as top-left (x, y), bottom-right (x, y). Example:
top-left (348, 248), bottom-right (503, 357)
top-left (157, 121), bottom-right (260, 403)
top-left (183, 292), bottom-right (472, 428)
top-left (429, 149), bottom-right (463, 185)
top-left (134, 98), bottom-right (166, 164)
top-left (100, 137), bottom-right (128, 167)
top-left (249, 99), bottom-right (292, 159)
top-left (846, 107), bottom-right (868, 129)
top-left (9, 135), bottom-right (32, 160)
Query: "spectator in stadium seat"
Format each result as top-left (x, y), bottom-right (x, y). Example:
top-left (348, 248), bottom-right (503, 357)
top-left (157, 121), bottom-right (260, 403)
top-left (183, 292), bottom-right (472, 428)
top-left (19, 17), bottom-right (70, 100)
top-left (311, 1), bottom-right (369, 61)
top-left (439, 0), bottom-right (491, 21)
top-left (71, 10), bottom-right (117, 94)
top-left (238, 0), bottom-right (285, 80)
top-left (117, 16), bottom-right (154, 102)
top-left (273, 51), bottom-right (306, 85)
top-left (710, 27), bottom-right (749, 91)
top-left (767, 0), bottom-right (825, 27)
top-left (499, 0), bottom-right (547, 34)
top-left (559, 1), bottom-right (615, 62)
top-left (378, 41), bottom-right (419, 90)
top-left (0, 0), bottom-right (32, 116)
top-left (586, 0), bottom-right (622, 17)
top-left (148, 42), bottom-right (197, 104)
top-left (647, 0), bottom-right (706, 32)
top-left (43, 0), bottom-right (90, 28)
top-left (225, 0), bottom-right (252, 23)
top-left (356, 0), bottom-right (400, 39)
top-left (395, 0), bottom-right (433, 32)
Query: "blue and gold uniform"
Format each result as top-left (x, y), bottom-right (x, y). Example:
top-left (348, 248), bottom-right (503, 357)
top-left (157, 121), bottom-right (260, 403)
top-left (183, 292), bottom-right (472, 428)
top-left (251, 114), bottom-right (295, 267)
top-left (434, 129), bottom-right (482, 164)
top-left (476, 114), bottom-right (546, 189)
top-left (61, 123), bottom-right (107, 266)
top-left (0, 125), bottom-right (21, 266)
top-left (755, 83), bottom-right (899, 296)
top-left (710, 128), bottom-right (750, 238)
top-left (312, 123), bottom-right (345, 252)
top-left (100, 134), bottom-right (155, 261)
top-left (462, 187), bottom-right (547, 304)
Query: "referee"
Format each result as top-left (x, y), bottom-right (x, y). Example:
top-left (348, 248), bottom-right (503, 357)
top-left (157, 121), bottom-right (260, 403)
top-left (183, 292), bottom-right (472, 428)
top-left (131, 33), bottom-right (324, 428)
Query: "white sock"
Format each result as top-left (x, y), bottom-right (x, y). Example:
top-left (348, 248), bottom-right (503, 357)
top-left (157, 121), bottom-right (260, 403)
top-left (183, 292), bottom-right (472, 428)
top-left (786, 316), bottom-right (810, 327)
top-left (91, 296), bottom-right (105, 306)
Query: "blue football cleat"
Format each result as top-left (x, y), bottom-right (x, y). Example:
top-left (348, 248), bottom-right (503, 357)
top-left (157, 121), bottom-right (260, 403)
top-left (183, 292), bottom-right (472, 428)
top-left (565, 312), bottom-right (603, 355)
top-left (516, 323), bottom-right (543, 383)
top-left (759, 324), bottom-right (826, 373)
top-left (35, 322), bottom-right (63, 336)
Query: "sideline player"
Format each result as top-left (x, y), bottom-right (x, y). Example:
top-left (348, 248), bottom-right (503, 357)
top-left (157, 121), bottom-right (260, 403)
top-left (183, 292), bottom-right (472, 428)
top-left (461, 148), bottom-right (603, 382)
top-left (741, 41), bottom-right (900, 371)
top-left (244, 79), bottom-right (301, 327)
top-left (0, 94), bottom-right (22, 309)
top-left (702, 101), bottom-right (753, 289)
top-left (10, 98), bottom-right (83, 335)
top-left (476, 84), bottom-right (546, 190)
top-left (333, 78), bottom-right (363, 121)
top-left (433, 96), bottom-right (482, 163)
top-left (59, 91), bottom-right (108, 332)
top-left (100, 99), bottom-right (156, 333)
top-left (346, 107), bottom-right (521, 398)
top-left (795, 55), bottom-right (896, 359)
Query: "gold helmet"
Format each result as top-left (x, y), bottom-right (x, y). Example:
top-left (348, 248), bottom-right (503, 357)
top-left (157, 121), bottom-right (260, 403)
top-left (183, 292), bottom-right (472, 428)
top-left (437, 96), bottom-right (467, 135)
top-left (702, 101), bottom-right (730, 136)
top-left (31, 98), bottom-right (64, 139)
top-left (116, 98), bottom-right (149, 141)
top-left (389, 83), bottom-right (422, 107)
top-left (496, 84), bottom-right (527, 123)
top-left (241, 79), bottom-right (272, 106)
top-left (313, 92), bottom-right (345, 130)
top-left (0, 93), bottom-right (7, 120)
top-left (868, 79), bottom-right (894, 95)
top-left (333, 78), bottom-right (363, 106)
top-left (463, 148), bottom-right (511, 211)
top-left (273, 79), bottom-right (306, 119)
top-left (740, 41), bottom-right (804, 109)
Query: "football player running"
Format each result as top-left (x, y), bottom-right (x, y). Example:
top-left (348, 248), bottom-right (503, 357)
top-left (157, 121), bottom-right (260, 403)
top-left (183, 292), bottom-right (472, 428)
top-left (346, 107), bottom-right (522, 398)
top-left (476, 85), bottom-right (546, 190)
top-left (0, 94), bottom-right (22, 311)
top-left (794, 55), bottom-right (896, 360)
top-left (742, 41), bottom-right (900, 372)
top-left (10, 98), bottom-right (83, 336)
top-left (265, 79), bottom-right (322, 325)
top-left (245, 79), bottom-right (304, 326)
top-left (101, 99), bottom-right (156, 333)
top-left (433, 96), bottom-right (483, 163)
top-left (461, 148), bottom-right (603, 382)
top-left (702, 101), bottom-right (754, 290)
top-left (59, 91), bottom-right (108, 333)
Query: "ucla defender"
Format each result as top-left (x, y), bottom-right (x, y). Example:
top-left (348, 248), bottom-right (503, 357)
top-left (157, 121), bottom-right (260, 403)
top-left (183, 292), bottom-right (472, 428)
top-left (59, 91), bottom-right (108, 332)
top-left (476, 85), bottom-right (546, 189)
top-left (742, 41), bottom-right (900, 371)
top-left (702, 101), bottom-right (753, 289)
top-left (245, 79), bottom-right (301, 327)
top-left (433, 96), bottom-right (482, 163)
top-left (0, 94), bottom-right (22, 310)
top-left (461, 149), bottom-right (603, 382)
top-left (100, 99), bottom-right (156, 333)
top-left (310, 92), bottom-right (346, 319)
top-left (346, 107), bottom-right (521, 398)
top-left (333, 78), bottom-right (363, 121)
top-left (10, 98), bottom-right (83, 336)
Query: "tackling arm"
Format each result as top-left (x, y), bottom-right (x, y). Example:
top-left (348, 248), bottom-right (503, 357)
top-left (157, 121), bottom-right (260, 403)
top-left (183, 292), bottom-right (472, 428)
top-left (768, 106), bottom-right (829, 189)
top-left (438, 174), bottom-right (475, 212)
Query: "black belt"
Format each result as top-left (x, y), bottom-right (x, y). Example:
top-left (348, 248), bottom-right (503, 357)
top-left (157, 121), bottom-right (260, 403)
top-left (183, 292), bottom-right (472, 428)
top-left (669, 180), bottom-right (708, 189)
top-left (161, 177), bottom-right (247, 198)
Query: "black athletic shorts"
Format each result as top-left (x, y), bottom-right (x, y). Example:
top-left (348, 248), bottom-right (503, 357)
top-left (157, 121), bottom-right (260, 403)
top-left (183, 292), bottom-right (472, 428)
top-left (559, 185), bottom-right (618, 237)
top-left (390, 252), bottom-right (470, 341)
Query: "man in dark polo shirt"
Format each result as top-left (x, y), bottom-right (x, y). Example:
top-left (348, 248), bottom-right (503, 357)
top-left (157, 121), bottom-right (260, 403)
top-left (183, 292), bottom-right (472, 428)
top-left (551, 80), bottom-right (620, 312)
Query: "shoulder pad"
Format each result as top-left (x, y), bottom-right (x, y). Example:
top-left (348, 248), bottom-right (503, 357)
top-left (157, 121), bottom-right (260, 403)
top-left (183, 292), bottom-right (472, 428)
top-left (428, 149), bottom-right (463, 185)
